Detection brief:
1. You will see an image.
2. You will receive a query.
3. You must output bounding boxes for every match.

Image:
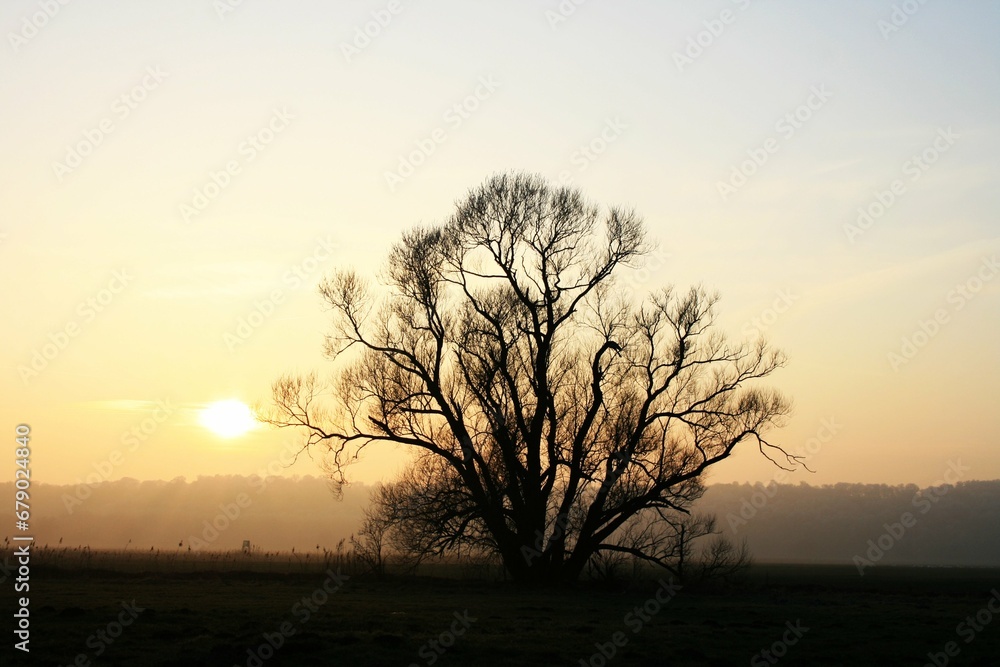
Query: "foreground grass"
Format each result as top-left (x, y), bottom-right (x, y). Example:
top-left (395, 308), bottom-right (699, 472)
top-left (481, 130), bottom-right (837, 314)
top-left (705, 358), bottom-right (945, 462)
top-left (3, 562), bottom-right (999, 666)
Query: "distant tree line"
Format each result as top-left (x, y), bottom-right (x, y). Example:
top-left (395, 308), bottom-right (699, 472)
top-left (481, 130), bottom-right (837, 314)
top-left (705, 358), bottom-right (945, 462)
top-left (697, 480), bottom-right (1000, 567)
top-left (13, 477), bottom-right (999, 569)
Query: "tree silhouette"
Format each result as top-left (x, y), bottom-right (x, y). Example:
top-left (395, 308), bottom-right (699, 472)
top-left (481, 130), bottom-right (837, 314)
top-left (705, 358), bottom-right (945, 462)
top-left (267, 172), bottom-right (796, 583)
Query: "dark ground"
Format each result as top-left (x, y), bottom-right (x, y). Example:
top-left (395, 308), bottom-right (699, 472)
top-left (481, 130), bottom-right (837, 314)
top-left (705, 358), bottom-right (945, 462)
top-left (3, 561), bottom-right (999, 666)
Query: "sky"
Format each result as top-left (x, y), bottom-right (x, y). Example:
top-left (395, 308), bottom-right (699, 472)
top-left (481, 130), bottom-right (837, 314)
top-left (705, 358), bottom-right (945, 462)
top-left (1, 0), bottom-right (998, 491)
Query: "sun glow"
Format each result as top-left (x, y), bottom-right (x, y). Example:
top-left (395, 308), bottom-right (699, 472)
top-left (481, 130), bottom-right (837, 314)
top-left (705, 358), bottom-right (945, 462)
top-left (199, 400), bottom-right (257, 438)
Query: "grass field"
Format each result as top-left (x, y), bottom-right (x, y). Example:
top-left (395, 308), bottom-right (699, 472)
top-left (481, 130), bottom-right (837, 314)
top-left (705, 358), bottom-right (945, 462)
top-left (3, 550), bottom-right (999, 666)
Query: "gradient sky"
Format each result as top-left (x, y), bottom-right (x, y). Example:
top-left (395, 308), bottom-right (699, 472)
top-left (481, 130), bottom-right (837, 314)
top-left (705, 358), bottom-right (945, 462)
top-left (2, 0), bottom-right (998, 490)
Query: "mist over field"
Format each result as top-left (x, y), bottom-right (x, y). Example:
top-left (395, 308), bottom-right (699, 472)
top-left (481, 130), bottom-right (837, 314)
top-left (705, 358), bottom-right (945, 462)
top-left (13, 476), bottom-right (1000, 567)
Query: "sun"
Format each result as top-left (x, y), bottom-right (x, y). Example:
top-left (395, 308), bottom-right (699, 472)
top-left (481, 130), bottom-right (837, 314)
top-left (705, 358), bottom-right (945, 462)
top-left (199, 399), bottom-right (257, 438)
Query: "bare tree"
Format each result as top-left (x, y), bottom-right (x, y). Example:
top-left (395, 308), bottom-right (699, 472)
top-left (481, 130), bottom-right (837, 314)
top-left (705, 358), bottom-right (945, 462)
top-left (265, 172), bottom-right (797, 584)
top-left (376, 454), bottom-right (496, 568)
top-left (609, 509), bottom-right (719, 581)
top-left (349, 488), bottom-right (393, 579)
top-left (695, 533), bottom-right (753, 585)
